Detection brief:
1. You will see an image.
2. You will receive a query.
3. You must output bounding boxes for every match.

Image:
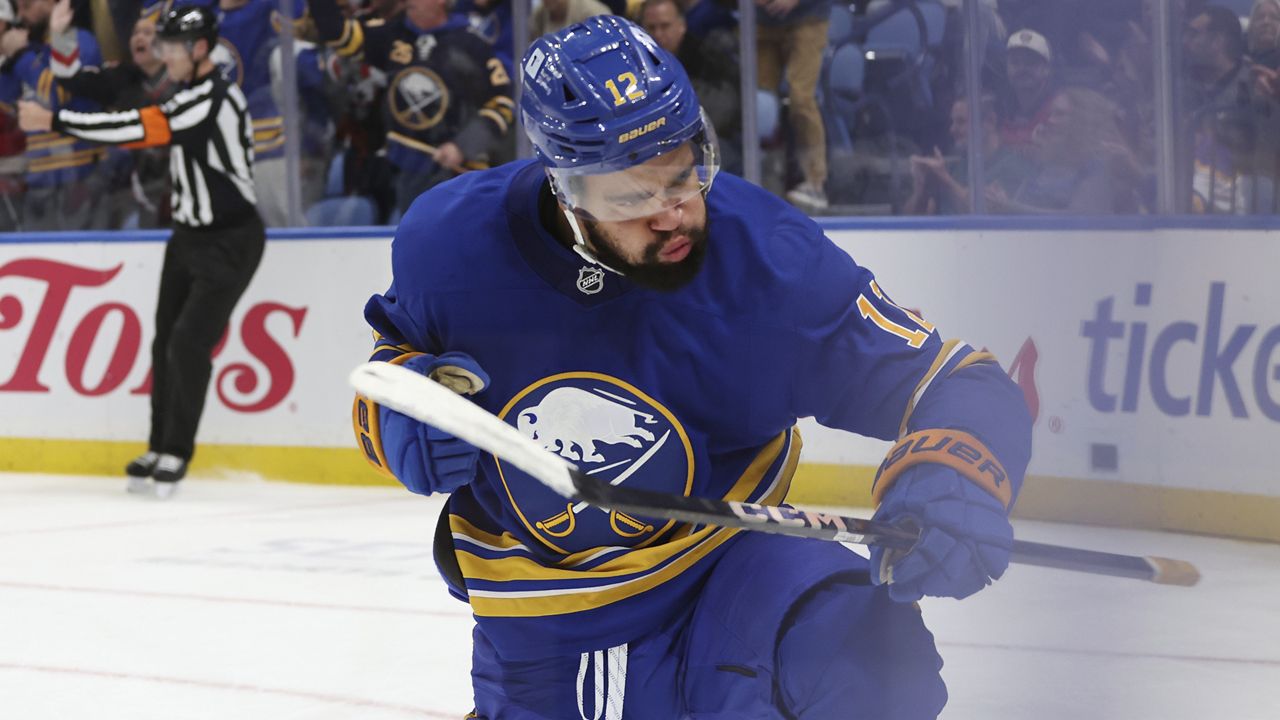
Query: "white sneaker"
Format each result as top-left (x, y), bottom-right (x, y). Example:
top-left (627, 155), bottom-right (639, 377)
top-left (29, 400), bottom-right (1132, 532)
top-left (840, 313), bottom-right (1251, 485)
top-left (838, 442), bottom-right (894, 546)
top-left (126, 476), bottom-right (152, 495)
top-left (786, 182), bottom-right (829, 211)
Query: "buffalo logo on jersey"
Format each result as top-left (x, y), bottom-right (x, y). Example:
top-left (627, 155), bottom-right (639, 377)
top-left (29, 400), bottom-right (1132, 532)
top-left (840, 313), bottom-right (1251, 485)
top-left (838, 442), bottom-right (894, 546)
top-left (389, 67), bottom-right (449, 131)
top-left (497, 373), bottom-right (695, 554)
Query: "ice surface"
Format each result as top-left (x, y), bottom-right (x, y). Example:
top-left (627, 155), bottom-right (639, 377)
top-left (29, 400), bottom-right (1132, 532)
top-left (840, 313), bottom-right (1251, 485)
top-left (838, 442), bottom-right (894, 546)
top-left (1, 473), bottom-right (1275, 719)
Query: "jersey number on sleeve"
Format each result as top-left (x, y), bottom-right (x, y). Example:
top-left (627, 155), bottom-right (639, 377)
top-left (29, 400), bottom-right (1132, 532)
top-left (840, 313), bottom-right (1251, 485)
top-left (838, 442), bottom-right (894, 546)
top-left (857, 280), bottom-right (935, 348)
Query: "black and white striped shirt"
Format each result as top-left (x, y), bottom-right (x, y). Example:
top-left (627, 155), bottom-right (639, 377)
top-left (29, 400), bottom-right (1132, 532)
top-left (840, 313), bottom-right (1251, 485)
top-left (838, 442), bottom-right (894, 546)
top-left (53, 71), bottom-right (258, 229)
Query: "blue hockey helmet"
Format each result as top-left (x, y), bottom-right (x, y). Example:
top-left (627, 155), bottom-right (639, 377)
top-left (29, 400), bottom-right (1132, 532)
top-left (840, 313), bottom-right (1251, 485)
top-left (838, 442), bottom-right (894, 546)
top-left (520, 16), bottom-right (719, 221)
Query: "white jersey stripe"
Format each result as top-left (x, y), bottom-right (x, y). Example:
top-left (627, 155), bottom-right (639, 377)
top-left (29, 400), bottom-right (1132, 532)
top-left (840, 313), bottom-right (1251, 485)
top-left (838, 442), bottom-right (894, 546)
top-left (171, 145), bottom-right (194, 225)
top-left (192, 162), bottom-right (213, 226)
top-left (213, 102), bottom-right (256, 203)
top-left (168, 98), bottom-right (214, 132)
top-left (605, 645), bottom-right (627, 720)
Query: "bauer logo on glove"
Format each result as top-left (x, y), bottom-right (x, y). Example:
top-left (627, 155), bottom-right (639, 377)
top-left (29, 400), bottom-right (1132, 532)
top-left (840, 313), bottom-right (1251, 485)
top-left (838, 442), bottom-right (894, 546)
top-left (872, 429), bottom-right (1012, 509)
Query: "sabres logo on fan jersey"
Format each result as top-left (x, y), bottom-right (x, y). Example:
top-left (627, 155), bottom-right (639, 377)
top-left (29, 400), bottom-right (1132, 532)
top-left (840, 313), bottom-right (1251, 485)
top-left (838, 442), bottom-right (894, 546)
top-left (390, 67), bottom-right (450, 131)
top-left (496, 373), bottom-right (695, 554)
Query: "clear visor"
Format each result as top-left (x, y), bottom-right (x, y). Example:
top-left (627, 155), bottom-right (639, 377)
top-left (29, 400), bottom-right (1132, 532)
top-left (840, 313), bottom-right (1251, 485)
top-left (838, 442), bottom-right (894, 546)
top-left (549, 109), bottom-right (720, 222)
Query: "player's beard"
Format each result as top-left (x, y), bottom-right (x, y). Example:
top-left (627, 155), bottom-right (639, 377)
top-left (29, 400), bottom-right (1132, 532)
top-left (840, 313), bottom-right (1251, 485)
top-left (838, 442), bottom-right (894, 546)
top-left (582, 217), bottom-right (709, 292)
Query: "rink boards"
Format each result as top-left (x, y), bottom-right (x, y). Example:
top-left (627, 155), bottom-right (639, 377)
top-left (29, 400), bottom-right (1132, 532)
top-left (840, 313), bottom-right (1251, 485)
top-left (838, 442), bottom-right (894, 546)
top-left (1, 219), bottom-right (1278, 540)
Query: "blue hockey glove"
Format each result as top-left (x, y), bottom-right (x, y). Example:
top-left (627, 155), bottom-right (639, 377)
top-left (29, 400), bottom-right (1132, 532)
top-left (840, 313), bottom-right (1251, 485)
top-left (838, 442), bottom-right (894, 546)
top-left (869, 463), bottom-right (1014, 603)
top-left (382, 352), bottom-right (490, 494)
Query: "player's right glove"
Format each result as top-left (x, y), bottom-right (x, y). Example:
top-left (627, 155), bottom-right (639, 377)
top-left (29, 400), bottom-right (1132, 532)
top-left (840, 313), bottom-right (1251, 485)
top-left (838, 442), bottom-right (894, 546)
top-left (867, 430), bottom-right (1015, 603)
top-left (380, 352), bottom-right (490, 495)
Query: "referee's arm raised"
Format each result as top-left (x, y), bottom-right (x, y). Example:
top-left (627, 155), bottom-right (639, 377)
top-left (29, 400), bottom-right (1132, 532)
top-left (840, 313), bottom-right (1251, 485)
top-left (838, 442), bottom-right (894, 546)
top-left (18, 78), bottom-right (218, 148)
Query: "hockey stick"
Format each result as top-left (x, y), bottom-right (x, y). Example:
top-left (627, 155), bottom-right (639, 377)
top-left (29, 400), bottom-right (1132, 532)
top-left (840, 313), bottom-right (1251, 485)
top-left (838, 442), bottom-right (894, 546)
top-left (350, 362), bottom-right (1200, 587)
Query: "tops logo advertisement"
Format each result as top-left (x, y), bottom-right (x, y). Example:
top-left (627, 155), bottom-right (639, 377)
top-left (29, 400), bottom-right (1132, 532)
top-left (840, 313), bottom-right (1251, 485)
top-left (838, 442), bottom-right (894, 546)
top-left (0, 258), bottom-right (306, 412)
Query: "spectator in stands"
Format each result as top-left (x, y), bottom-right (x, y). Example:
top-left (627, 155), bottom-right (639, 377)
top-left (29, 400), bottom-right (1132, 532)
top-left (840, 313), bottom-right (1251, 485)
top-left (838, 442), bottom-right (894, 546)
top-left (997, 0), bottom-right (1145, 87)
top-left (1181, 4), bottom-right (1279, 212)
top-left (903, 93), bottom-right (1034, 215)
top-left (0, 0), bottom-right (24, 230)
top-left (756, 0), bottom-right (832, 211)
top-left (325, 0), bottom-right (398, 222)
top-left (309, 0), bottom-right (515, 216)
top-left (327, 43), bottom-right (394, 221)
top-left (1251, 0), bottom-right (1280, 66)
top-left (1248, 0), bottom-right (1280, 100)
top-left (0, 0), bottom-right (105, 230)
top-left (529, 0), bottom-right (611, 41)
top-left (50, 0), bottom-right (176, 228)
top-left (988, 86), bottom-right (1144, 214)
top-left (640, 0), bottom-right (741, 171)
top-left (1182, 5), bottom-right (1250, 111)
top-left (1000, 28), bottom-right (1058, 158)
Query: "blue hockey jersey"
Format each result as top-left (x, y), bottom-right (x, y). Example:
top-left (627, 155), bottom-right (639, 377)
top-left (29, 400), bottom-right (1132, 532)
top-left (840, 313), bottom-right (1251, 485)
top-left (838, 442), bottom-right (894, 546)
top-left (355, 160), bottom-right (1032, 660)
top-left (0, 29), bottom-right (105, 186)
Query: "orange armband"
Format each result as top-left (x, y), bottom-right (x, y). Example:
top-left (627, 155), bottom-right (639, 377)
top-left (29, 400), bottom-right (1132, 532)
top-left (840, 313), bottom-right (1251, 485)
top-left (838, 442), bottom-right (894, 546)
top-left (870, 429), bottom-right (1012, 510)
top-left (122, 106), bottom-right (172, 150)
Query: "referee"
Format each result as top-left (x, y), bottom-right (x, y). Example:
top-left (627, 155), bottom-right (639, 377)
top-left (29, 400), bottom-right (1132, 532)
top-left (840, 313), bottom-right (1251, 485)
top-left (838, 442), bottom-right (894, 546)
top-left (20, 5), bottom-right (264, 499)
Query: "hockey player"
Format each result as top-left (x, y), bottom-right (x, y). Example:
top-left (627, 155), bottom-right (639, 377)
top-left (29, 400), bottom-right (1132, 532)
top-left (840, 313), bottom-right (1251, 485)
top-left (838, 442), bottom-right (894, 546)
top-left (21, 5), bottom-right (264, 498)
top-left (306, 0), bottom-right (515, 216)
top-left (352, 16), bottom-right (1031, 718)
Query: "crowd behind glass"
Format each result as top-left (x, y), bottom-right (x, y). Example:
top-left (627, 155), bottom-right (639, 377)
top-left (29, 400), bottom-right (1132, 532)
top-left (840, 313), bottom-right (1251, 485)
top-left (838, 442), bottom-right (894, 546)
top-left (1, 0), bottom-right (1277, 231)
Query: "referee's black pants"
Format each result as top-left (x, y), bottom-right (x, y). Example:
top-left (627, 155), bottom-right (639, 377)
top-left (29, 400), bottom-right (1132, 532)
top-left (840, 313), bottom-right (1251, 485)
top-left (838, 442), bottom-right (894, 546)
top-left (148, 215), bottom-right (265, 461)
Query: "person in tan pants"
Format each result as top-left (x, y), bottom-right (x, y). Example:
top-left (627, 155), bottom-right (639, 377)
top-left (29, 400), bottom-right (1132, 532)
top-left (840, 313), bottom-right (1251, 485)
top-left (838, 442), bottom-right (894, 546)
top-left (757, 0), bottom-right (830, 210)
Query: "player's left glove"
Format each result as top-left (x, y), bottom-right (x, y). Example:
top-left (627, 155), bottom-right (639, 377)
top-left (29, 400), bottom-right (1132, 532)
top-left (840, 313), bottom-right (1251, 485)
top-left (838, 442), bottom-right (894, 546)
top-left (868, 430), bottom-right (1015, 603)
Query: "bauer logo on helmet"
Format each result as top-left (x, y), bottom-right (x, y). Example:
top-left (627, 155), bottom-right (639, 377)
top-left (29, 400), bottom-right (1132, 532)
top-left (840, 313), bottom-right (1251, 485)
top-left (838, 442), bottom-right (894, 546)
top-left (619, 117), bottom-right (667, 144)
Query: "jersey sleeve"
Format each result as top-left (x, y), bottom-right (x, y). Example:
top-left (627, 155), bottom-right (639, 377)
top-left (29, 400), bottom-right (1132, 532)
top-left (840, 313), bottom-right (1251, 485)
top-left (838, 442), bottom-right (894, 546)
top-left (791, 228), bottom-right (1032, 503)
top-left (50, 27), bottom-right (133, 108)
top-left (34, 29), bottom-right (102, 111)
top-left (308, 0), bottom-right (368, 59)
top-left (353, 220), bottom-right (459, 493)
top-left (52, 77), bottom-right (221, 148)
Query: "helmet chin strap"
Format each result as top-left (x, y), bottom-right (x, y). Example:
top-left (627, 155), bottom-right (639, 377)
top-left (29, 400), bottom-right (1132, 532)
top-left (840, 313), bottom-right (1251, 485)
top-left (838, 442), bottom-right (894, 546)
top-left (548, 174), bottom-right (620, 273)
top-left (562, 208), bottom-right (624, 275)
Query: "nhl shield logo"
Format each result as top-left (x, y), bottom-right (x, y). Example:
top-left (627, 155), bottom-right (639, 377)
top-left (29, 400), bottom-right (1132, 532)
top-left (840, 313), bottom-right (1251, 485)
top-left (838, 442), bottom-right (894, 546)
top-left (576, 266), bottom-right (605, 295)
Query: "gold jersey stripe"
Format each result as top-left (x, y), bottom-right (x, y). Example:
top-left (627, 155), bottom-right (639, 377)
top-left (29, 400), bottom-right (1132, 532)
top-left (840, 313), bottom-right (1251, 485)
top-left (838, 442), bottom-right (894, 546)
top-left (462, 428), bottom-right (799, 617)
